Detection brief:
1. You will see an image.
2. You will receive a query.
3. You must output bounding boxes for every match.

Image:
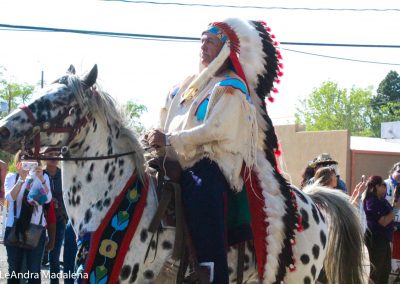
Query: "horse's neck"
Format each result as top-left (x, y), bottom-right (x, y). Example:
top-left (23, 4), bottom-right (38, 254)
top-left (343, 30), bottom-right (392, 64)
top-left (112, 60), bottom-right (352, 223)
top-left (62, 117), bottom-right (136, 234)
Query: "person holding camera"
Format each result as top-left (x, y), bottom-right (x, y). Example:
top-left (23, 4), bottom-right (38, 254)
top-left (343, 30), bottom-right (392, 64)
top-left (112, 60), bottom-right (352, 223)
top-left (4, 150), bottom-right (52, 284)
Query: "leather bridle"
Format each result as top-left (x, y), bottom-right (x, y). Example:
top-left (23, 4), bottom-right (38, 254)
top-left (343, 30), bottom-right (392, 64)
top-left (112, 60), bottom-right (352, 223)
top-left (19, 99), bottom-right (136, 161)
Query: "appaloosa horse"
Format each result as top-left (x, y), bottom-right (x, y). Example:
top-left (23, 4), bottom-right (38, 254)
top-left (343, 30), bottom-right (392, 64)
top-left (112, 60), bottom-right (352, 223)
top-left (0, 65), bottom-right (365, 284)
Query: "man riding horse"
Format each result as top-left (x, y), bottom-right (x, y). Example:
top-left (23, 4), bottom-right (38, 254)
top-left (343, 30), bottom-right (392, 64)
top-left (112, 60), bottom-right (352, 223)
top-left (0, 18), bottom-right (365, 284)
top-left (146, 18), bottom-right (284, 283)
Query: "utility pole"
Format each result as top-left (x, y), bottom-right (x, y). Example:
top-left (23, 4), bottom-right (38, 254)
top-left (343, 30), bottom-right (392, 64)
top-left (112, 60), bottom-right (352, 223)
top-left (7, 86), bottom-right (11, 114)
top-left (41, 70), bottom-right (44, 88)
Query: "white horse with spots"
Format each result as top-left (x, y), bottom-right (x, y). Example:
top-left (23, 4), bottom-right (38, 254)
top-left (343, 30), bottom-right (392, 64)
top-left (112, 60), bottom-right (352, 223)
top-left (0, 65), bottom-right (365, 283)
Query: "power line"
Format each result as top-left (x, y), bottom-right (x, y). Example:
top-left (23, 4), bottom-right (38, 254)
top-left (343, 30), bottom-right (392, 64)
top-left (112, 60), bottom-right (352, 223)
top-left (1, 23), bottom-right (400, 65)
top-left (102, 0), bottom-right (400, 12)
top-left (282, 42), bottom-right (400, 49)
top-left (0, 24), bottom-right (198, 42)
top-left (2, 23), bottom-right (400, 48)
top-left (283, 48), bottom-right (400, 66)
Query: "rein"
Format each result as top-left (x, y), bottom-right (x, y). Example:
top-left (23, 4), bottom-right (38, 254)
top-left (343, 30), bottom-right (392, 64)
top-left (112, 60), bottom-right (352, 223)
top-left (22, 150), bottom-right (137, 162)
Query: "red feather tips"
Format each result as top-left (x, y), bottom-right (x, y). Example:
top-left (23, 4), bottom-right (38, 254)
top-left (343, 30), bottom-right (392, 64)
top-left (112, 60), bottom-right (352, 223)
top-left (278, 63), bottom-right (284, 69)
top-left (296, 215), bottom-right (304, 232)
top-left (267, 96), bottom-right (275, 103)
top-left (275, 79), bottom-right (281, 84)
top-left (275, 144), bottom-right (281, 156)
top-left (276, 50), bottom-right (283, 60)
top-left (270, 34), bottom-right (276, 39)
top-left (272, 87), bottom-right (279, 94)
top-left (277, 71), bottom-right (284, 77)
top-left (273, 41), bottom-right (279, 47)
top-left (289, 263), bottom-right (296, 272)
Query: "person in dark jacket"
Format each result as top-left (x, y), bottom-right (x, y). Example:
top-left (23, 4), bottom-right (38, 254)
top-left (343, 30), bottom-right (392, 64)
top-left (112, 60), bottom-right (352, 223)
top-left (43, 154), bottom-right (68, 284)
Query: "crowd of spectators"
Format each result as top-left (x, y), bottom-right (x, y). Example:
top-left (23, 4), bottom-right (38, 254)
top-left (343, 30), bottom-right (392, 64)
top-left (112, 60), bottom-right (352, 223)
top-left (0, 152), bottom-right (77, 283)
top-left (301, 153), bottom-right (400, 284)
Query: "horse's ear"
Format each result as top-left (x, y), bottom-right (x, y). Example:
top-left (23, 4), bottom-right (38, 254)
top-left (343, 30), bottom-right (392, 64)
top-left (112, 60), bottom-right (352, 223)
top-left (82, 64), bottom-right (98, 88)
top-left (67, 65), bottom-right (76, 75)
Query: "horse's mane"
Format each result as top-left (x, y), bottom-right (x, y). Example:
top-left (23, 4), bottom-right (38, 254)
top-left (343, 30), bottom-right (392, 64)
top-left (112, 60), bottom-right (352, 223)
top-left (66, 74), bottom-right (145, 179)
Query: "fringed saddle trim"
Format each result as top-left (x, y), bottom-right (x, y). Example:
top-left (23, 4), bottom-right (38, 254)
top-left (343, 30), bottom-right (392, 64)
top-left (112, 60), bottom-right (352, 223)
top-left (82, 172), bottom-right (149, 284)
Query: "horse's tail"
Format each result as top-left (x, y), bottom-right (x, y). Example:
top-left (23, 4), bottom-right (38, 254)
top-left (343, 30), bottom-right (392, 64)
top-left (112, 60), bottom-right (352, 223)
top-left (304, 185), bottom-right (365, 284)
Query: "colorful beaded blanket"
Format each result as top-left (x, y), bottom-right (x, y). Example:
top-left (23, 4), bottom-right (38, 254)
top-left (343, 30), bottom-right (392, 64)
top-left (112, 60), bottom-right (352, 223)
top-left (80, 172), bottom-right (149, 284)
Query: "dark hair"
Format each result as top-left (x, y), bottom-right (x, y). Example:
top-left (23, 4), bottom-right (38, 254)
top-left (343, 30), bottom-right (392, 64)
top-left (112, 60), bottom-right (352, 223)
top-left (314, 166), bottom-right (336, 187)
top-left (300, 165), bottom-right (315, 188)
top-left (363, 176), bottom-right (384, 206)
top-left (389, 162), bottom-right (400, 176)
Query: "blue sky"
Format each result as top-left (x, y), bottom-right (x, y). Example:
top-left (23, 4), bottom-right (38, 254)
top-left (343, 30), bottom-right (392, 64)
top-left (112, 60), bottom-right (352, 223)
top-left (0, 0), bottom-right (399, 128)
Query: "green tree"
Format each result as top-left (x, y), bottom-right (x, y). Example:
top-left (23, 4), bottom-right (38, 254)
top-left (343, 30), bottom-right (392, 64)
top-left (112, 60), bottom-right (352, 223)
top-left (122, 100), bottom-right (148, 134)
top-left (0, 66), bottom-right (34, 117)
top-left (295, 81), bottom-right (374, 136)
top-left (0, 66), bottom-right (35, 165)
top-left (370, 70), bottom-right (400, 136)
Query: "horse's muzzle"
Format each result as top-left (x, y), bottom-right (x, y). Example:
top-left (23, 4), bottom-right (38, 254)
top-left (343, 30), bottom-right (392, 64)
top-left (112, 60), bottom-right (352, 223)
top-left (0, 126), bottom-right (10, 139)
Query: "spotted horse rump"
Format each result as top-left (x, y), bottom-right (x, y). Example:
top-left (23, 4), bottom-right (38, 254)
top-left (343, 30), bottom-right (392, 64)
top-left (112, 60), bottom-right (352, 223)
top-left (0, 65), bottom-right (365, 284)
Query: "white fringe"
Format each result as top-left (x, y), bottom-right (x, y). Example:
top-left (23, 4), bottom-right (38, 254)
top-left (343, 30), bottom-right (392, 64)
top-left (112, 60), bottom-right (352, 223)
top-left (242, 102), bottom-right (258, 170)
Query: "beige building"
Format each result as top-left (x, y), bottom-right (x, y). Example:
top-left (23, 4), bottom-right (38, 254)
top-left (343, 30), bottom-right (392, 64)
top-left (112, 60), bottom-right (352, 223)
top-left (274, 124), bottom-right (400, 193)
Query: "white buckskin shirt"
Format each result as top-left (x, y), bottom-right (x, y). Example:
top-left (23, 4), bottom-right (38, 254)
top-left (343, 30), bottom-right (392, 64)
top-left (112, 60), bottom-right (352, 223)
top-left (159, 70), bottom-right (258, 191)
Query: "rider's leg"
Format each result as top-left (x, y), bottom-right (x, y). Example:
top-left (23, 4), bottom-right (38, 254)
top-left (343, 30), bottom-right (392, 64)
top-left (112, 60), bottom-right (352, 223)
top-left (181, 158), bottom-right (229, 284)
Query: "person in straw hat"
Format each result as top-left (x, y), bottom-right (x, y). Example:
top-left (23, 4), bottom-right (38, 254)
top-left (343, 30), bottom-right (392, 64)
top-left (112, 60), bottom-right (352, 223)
top-left (309, 153), bottom-right (348, 192)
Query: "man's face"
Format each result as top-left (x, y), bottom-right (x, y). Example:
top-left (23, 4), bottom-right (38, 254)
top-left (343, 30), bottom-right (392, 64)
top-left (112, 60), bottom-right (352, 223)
top-left (46, 152), bottom-right (59, 168)
top-left (200, 32), bottom-right (224, 67)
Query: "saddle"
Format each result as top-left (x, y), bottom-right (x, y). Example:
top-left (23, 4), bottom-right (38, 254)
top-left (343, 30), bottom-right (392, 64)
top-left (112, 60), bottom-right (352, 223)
top-left (146, 156), bottom-right (247, 284)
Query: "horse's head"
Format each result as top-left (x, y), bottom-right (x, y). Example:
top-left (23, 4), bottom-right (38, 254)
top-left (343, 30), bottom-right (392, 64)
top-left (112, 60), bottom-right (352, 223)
top-left (0, 64), bottom-right (98, 156)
